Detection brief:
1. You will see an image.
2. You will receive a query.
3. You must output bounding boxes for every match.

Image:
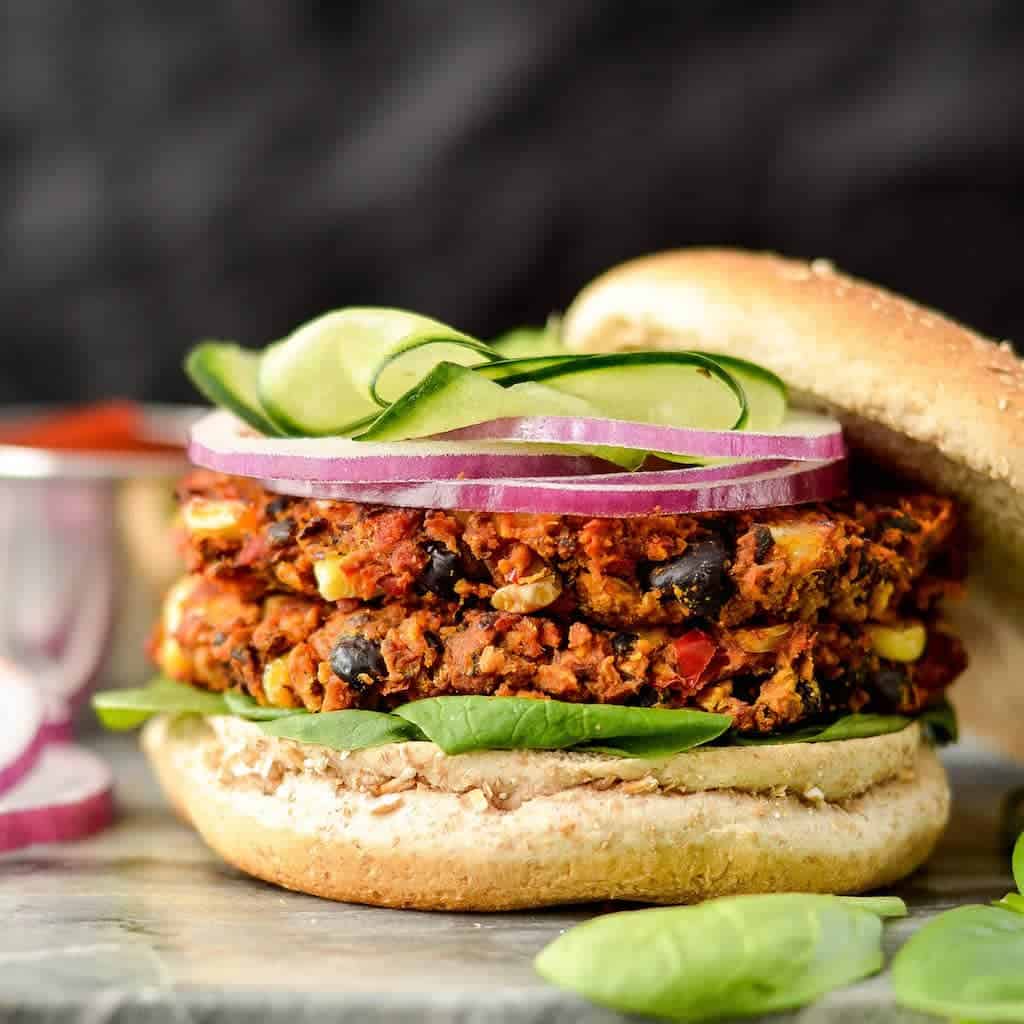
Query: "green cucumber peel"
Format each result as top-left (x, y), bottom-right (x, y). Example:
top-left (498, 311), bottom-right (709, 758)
top-left (185, 342), bottom-right (283, 436)
top-left (92, 677), bottom-right (230, 730)
top-left (892, 904), bottom-right (1024, 1021)
top-left (534, 894), bottom-right (886, 1021)
top-left (390, 696), bottom-right (731, 757)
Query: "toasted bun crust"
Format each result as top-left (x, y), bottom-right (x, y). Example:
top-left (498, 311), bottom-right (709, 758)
top-left (143, 714), bottom-right (948, 911)
top-left (563, 248), bottom-right (1024, 760)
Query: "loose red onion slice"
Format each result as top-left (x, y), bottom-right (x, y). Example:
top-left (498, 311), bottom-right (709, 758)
top-left (189, 410), bottom-right (613, 482)
top-left (431, 411), bottom-right (846, 461)
top-left (0, 743), bottom-right (113, 852)
top-left (39, 694), bottom-right (73, 744)
top-left (264, 458), bottom-right (847, 517)
top-left (0, 661), bottom-right (45, 798)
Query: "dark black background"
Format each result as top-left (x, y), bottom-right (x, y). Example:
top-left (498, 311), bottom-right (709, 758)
top-left (2, 1), bottom-right (1022, 404)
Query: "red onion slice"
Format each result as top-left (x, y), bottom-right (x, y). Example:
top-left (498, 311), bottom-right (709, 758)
top-left (431, 411), bottom-right (846, 461)
top-left (0, 661), bottom-right (45, 798)
top-left (264, 459), bottom-right (847, 517)
top-left (189, 410), bottom-right (614, 481)
top-left (0, 743), bottom-right (113, 851)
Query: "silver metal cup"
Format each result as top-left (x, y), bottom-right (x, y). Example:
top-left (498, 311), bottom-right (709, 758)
top-left (0, 405), bottom-right (202, 730)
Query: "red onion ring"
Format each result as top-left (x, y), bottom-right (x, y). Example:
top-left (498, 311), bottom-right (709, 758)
top-left (189, 411), bottom-right (615, 482)
top-left (0, 743), bottom-right (114, 852)
top-left (430, 412), bottom-right (846, 461)
top-left (264, 459), bottom-right (847, 517)
top-left (0, 662), bottom-right (45, 798)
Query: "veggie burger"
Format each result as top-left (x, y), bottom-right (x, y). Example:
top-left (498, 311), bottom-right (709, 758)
top-left (96, 248), bottom-right (1018, 910)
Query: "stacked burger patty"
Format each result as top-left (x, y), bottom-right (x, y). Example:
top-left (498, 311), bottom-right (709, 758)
top-left (153, 469), bottom-right (967, 735)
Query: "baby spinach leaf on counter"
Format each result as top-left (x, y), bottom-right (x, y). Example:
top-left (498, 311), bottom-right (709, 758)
top-left (259, 709), bottom-right (425, 750)
top-left (995, 892), bottom-right (1024, 915)
top-left (534, 894), bottom-right (884, 1021)
top-left (1014, 831), bottom-right (1024, 894)
top-left (223, 691), bottom-right (306, 721)
top-left (391, 696), bottom-right (731, 757)
top-left (892, 904), bottom-right (1024, 1021)
top-left (836, 895), bottom-right (908, 919)
top-left (92, 677), bottom-right (229, 730)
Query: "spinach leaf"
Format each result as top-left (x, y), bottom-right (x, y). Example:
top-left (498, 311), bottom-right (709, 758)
top-left (391, 696), bottom-right (731, 757)
top-left (836, 895), bottom-right (907, 919)
top-left (534, 894), bottom-right (884, 1021)
top-left (732, 712), bottom-right (913, 746)
top-left (732, 703), bottom-right (957, 748)
top-left (1015, 831), bottom-right (1024, 895)
top-left (892, 904), bottom-right (1024, 1021)
top-left (920, 701), bottom-right (958, 744)
top-left (259, 709), bottom-right (424, 750)
top-left (223, 690), bottom-right (305, 721)
top-left (996, 893), bottom-right (1024, 915)
top-left (92, 677), bottom-right (229, 730)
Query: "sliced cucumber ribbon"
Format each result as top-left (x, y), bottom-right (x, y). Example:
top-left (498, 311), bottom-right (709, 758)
top-left (184, 307), bottom-right (790, 463)
top-left (257, 309), bottom-right (496, 436)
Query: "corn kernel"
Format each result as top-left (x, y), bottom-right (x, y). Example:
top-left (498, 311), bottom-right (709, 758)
top-left (313, 556), bottom-right (359, 601)
top-left (183, 498), bottom-right (248, 540)
top-left (491, 576), bottom-right (563, 614)
top-left (160, 637), bottom-right (193, 679)
top-left (262, 657), bottom-right (293, 705)
top-left (735, 624), bottom-right (791, 653)
top-left (162, 576), bottom-right (198, 634)
top-left (867, 621), bottom-right (927, 663)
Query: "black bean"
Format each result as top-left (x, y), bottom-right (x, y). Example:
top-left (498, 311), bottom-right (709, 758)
top-left (880, 514), bottom-right (921, 534)
top-left (424, 631), bottom-right (445, 659)
top-left (612, 632), bottom-right (638, 656)
top-left (730, 675), bottom-right (762, 703)
top-left (267, 518), bottom-right (295, 545)
top-left (646, 536), bottom-right (730, 617)
top-left (795, 678), bottom-right (823, 716)
top-left (298, 516), bottom-right (327, 538)
top-left (329, 636), bottom-right (387, 691)
top-left (753, 526), bottom-right (774, 563)
top-left (418, 542), bottom-right (461, 596)
top-left (265, 496), bottom-right (291, 518)
top-left (872, 665), bottom-right (906, 708)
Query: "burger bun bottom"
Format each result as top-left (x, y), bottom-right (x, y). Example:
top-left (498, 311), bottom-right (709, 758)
top-left (143, 714), bottom-right (949, 911)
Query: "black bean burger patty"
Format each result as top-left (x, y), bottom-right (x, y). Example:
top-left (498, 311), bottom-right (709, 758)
top-left (176, 472), bottom-right (964, 632)
top-left (153, 574), bottom-right (965, 734)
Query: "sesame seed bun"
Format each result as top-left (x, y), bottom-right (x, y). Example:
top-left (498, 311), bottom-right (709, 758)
top-left (563, 248), bottom-right (1024, 762)
top-left (142, 714), bottom-right (948, 911)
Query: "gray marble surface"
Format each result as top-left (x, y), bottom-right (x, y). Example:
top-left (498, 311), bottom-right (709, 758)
top-left (1, 734), bottom-right (1020, 1024)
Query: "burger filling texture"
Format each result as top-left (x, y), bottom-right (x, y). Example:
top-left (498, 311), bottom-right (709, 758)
top-left (152, 469), bottom-right (966, 737)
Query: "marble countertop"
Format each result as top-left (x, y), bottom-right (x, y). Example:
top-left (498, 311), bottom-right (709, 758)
top-left (1, 733), bottom-right (1020, 1024)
